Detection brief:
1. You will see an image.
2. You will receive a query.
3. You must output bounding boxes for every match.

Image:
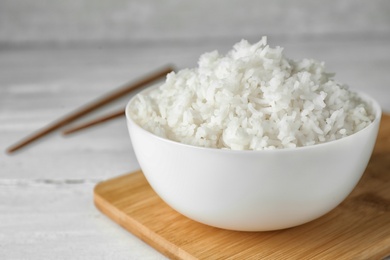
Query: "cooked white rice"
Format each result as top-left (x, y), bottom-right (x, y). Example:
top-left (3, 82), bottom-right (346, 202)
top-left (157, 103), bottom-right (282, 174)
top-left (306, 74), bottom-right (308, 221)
top-left (129, 37), bottom-right (374, 150)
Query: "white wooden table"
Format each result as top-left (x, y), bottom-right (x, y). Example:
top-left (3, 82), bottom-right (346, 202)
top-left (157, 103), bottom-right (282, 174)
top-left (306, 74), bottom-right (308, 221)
top-left (1, 37), bottom-right (390, 259)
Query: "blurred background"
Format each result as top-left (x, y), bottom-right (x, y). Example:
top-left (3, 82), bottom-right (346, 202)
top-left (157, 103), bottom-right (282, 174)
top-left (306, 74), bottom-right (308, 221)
top-left (1, 0), bottom-right (390, 45)
top-left (1, 0), bottom-right (389, 110)
top-left (1, 1), bottom-right (390, 259)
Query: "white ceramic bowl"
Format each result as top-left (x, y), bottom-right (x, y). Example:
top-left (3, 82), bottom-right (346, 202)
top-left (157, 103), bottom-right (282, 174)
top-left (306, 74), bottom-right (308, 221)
top-left (126, 88), bottom-right (381, 231)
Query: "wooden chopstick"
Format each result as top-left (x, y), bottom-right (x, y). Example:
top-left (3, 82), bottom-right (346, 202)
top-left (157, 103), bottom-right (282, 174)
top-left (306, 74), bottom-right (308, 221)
top-left (62, 109), bottom-right (125, 135)
top-left (6, 65), bottom-right (175, 154)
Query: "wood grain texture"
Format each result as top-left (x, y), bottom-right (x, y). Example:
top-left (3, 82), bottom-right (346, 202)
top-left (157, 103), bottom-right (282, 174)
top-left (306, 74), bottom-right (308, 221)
top-left (1, 37), bottom-right (390, 259)
top-left (94, 114), bottom-right (390, 260)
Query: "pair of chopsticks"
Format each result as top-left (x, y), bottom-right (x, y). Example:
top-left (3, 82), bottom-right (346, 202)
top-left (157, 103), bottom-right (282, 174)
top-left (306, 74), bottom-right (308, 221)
top-left (6, 65), bottom-right (175, 154)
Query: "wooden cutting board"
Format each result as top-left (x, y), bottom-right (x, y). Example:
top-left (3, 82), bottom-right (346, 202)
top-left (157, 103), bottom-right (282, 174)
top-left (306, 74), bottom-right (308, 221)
top-left (94, 114), bottom-right (390, 260)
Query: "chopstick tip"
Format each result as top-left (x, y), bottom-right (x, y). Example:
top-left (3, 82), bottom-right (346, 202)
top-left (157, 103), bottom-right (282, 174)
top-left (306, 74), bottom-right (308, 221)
top-left (6, 65), bottom-right (175, 154)
top-left (5, 144), bottom-right (19, 155)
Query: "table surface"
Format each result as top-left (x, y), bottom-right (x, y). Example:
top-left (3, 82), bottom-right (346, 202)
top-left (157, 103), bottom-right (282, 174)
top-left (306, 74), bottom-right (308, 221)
top-left (1, 36), bottom-right (390, 259)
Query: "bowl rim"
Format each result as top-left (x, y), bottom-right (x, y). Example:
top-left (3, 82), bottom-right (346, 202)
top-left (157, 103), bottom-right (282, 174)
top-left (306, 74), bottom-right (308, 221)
top-left (125, 86), bottom-right (382, 154)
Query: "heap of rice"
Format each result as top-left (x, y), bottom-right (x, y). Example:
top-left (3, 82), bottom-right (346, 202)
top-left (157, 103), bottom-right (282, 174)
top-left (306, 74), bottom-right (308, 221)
top-left (129, 37), bottom-right (374, 150)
